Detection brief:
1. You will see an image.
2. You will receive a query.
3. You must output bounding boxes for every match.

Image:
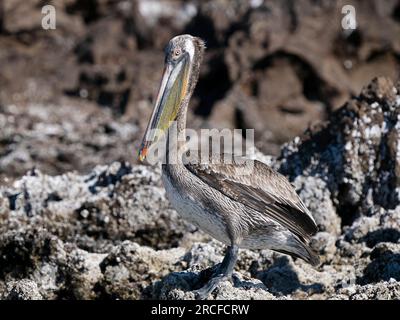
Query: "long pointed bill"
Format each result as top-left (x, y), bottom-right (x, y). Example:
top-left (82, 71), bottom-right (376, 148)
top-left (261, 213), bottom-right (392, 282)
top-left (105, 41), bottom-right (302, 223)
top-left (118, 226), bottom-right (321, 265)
top-left (138, 54), bottom-right (190, 161)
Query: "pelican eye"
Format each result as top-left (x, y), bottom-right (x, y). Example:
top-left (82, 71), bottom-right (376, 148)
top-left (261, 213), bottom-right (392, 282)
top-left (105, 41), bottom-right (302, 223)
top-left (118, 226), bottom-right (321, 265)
top-left (172, 48), bottom-right (182, 59)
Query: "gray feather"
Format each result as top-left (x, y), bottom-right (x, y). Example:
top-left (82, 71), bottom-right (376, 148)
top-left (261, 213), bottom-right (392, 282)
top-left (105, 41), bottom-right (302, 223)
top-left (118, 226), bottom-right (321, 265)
top-left (185, 158), bottom-right (318, 241)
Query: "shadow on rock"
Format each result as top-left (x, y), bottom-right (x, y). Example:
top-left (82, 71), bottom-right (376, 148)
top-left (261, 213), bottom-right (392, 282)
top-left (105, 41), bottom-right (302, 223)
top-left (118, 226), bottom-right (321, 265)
top-left (360, 228), bottom-right (400, 248)
top-left (361, 243), bottom-right (400, 284)
top-left (258, 256), bottom-right (324, 295)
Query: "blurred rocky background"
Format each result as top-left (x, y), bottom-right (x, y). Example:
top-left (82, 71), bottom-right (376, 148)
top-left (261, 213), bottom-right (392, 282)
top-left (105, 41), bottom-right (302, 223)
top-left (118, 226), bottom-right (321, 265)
top-left (0, 0), bottom-right (399, 300)
top-left (1, 0), bottom-right (399, 178)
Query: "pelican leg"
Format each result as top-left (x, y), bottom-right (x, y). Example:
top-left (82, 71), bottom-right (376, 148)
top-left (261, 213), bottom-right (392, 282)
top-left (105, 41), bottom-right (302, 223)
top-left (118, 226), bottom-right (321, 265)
top-left (194, 245), bottom-right (239, 300)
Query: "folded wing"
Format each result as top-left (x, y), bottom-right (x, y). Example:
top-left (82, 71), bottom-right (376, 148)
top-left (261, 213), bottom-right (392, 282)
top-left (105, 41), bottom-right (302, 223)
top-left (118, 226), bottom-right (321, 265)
top-left (185, 158), bottom-right (318, 241)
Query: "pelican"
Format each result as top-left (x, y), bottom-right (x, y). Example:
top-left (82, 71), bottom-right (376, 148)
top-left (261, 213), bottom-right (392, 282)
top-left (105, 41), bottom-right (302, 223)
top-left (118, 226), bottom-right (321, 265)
top-left (138, 35), bottom-right (319, 299)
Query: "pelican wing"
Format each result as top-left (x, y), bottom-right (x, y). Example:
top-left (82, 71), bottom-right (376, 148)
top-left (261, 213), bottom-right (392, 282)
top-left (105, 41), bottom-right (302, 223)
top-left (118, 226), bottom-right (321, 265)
top-left (185, 158), bottom-right (318, 241)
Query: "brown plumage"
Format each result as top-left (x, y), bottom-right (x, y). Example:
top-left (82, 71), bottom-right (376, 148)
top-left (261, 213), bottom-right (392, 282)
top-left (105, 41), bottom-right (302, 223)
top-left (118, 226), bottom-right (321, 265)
top-left (139, 34), bottom-right (319, 299)
top-left (185, 159), bottom-right (318, 246)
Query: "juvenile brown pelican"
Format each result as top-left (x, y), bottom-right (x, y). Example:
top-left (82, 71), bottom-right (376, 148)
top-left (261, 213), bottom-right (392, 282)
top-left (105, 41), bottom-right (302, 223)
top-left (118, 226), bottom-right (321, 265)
top-left (139, 34), bottom-right (319, 299)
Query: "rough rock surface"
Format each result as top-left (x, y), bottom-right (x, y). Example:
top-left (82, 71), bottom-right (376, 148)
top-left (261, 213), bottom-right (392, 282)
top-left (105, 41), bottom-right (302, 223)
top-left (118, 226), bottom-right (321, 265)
top-left (0, 102), bottom-right (139, 177)
top-left (0, 78), bottom-right (399, 300)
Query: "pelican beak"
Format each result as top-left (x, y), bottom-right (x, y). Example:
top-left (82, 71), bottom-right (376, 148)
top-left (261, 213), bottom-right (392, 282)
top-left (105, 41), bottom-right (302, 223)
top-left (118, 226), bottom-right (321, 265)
top-left (138, 53), bottom-right (190, 161)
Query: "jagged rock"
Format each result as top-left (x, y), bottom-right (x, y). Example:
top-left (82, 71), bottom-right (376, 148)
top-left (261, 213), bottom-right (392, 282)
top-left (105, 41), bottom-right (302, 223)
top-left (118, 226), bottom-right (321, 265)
top-left (147, 240), bottom-right (277, 300)
top-left (279, 77), bottom-right (400, 225)
top-left (0, 103), bottom-right (139, 177)
top-left (4, 279), bottom-right (43, 300)
top-left (0, 77), bottom-right (399, 300)
top-left (0, 161), bottom-right (195, 251)
top-left (98, 241), bottom-right (185, 299)
top-left (333, 280), bottom-right (400, 300)
top-left (0, 228), bottom-right (67, 299)
top-left (309, 232), bottom-right (337, 264)
top-left (61, 249), bottom-right (107, 299)
top-left (362, 243), bottom-right (400, 284)
top-left (150, 269), bottom-right (277, 300)
top-left (293, 176), bottom-right (340, 235)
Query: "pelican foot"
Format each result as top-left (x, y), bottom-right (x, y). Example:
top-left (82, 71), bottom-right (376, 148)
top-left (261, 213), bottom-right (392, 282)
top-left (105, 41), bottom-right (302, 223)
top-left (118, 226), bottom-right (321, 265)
top-left (193, 244), bottom-right (239, 300)
top-left (193, 274), bottom-right (229, 300)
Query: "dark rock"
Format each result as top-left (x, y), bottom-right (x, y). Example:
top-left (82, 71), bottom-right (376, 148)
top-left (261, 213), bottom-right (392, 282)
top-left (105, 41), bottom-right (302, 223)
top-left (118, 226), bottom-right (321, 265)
top-left (279, 77), bottom-right (400, 226)
top-left (362, 243), bottom-right (400, 283)
top-left (4, 279), bottom-right (42, 300)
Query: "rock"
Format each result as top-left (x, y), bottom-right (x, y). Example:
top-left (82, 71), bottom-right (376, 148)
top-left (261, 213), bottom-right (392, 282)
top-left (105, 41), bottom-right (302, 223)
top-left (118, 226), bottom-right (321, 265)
top-left (0, 77), bottom-right (399, 300)
top-left (182, 241), bottom-right (225, 269)
top-left (148, 241), bottom-right (277, 300)
top-left (293, 176), bottom-right (340, 235)
top-left (333, 281), bottom-right (400, 300)
top-left (310, 232), bottom-right (337, 264)
top-left (98, 241), bottom-right (185, 299)
top-left (61, 249), bottom-right (107, 299)
top-left (279, 77), bottom-right (400, 226)
top-left (150, 270), bottom-right (276, 300)
top-left (0, 103), bottom-right (140, 177)
top-left (0, 228), bottom-right (67, 299)
top-left (4, 279), bottom-right (43, 300)
top-left (0, 161), bottom-right (195, 251)
top-left (362, 243), bottom-right (400, 284)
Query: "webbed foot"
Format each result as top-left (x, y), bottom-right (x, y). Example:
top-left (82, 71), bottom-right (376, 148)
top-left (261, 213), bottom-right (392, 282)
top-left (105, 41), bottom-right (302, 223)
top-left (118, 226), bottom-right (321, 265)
top-left (193, 245), bottom-right (238, 300)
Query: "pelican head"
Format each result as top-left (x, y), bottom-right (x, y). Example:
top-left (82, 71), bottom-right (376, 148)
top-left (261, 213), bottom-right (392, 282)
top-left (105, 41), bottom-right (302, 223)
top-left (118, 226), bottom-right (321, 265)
top-left (138, 34), bottom-right (205, 161)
